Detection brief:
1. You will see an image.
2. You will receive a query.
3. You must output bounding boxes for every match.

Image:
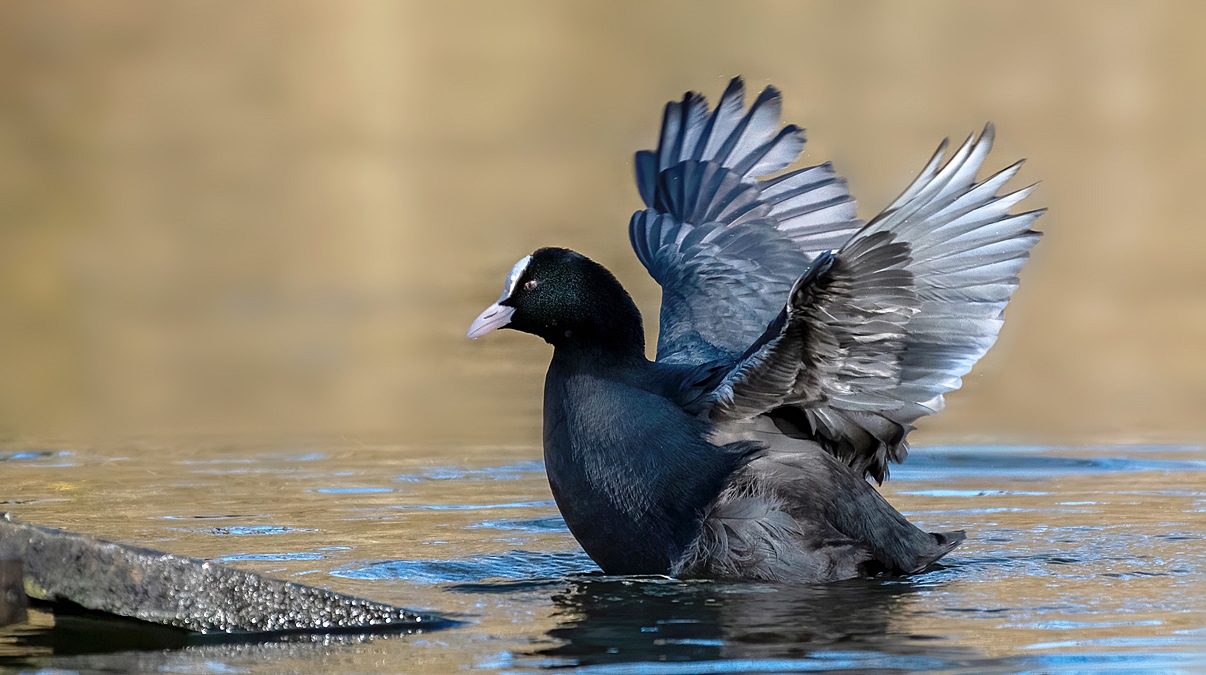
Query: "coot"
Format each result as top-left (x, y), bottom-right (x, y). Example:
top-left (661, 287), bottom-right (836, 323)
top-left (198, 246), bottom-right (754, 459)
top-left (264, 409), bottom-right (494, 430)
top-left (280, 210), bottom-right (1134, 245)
top-left (468, 78), bottom-right (1042, 583)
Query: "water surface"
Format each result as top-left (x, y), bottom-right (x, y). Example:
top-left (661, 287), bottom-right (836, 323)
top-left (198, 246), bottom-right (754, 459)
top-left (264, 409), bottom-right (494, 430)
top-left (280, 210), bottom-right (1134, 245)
top-left (2, 441), bottom-right (1204, 673)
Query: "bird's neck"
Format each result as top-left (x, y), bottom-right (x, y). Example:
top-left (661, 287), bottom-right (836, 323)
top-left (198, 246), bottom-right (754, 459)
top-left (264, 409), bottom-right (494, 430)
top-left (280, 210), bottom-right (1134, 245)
top-left (545, 290), bottom-right (646, 360)
top-left (550, 338), bottom-right (648, 375)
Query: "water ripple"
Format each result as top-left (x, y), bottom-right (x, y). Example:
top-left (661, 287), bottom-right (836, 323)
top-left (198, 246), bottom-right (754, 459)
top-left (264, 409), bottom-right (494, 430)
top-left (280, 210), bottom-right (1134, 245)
top-left (332, 550), bottom-right (597, 584)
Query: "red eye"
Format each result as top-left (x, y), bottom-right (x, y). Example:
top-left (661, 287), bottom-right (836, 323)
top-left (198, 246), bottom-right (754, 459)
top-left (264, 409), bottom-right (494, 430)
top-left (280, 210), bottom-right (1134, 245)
top-left (524, 279), bottom-right (538, 291)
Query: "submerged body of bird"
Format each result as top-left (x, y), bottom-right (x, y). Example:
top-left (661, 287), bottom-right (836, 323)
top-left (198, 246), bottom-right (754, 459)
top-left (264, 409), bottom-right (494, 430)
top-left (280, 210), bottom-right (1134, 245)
top-left (468, 78), bottom-right (1043, 584)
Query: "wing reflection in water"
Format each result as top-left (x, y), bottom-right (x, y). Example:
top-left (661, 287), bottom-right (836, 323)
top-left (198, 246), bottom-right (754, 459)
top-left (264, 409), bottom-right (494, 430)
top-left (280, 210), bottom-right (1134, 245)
top-left (530, 575), bottom-right (974, 667)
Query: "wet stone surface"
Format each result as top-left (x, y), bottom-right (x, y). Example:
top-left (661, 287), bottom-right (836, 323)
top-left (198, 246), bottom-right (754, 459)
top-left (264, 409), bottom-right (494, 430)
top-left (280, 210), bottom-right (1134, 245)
top-left (0, 516), bottom-right (444, 634)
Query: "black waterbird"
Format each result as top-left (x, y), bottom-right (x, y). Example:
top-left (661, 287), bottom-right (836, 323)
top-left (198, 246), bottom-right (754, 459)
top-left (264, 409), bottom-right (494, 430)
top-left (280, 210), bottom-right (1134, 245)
top-left (467, 78), bottom-right (1043, 583)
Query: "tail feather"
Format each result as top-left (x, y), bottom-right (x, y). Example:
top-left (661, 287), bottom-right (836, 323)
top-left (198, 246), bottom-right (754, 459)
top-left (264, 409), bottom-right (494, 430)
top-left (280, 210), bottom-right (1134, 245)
top-left (909, 529), bottom-right (966, 573)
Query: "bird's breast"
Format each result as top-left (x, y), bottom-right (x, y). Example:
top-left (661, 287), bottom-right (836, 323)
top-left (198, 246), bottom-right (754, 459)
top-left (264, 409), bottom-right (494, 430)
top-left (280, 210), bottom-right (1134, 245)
top-left (544, 365), bottom-right (729, 574)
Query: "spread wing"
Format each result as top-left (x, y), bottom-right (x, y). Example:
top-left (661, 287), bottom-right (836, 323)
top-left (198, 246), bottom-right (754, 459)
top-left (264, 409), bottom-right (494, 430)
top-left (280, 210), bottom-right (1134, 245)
top-left (629, 77), bottom-right (864, 365)
top-left (706, 124), bottom-right (1044, 482)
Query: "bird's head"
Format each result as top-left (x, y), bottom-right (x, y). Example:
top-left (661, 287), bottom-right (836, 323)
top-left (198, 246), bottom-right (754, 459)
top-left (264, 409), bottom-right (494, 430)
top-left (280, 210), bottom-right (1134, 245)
top-left (467, 247), bottom-right (644, 353)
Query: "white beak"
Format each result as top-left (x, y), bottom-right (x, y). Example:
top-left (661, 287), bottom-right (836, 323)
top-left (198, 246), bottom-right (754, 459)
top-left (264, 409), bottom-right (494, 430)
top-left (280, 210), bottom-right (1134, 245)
top-left (467, 302), bottom-right (516, 339)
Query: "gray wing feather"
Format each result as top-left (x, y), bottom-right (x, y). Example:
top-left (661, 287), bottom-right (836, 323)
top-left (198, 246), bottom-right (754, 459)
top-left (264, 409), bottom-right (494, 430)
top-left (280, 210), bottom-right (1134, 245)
top-left (630, 211), bottom-right (809, 363)
top-left (862, 124), bottom-right (1045, 421)
top-left (630, 78), bottom-right (863, 362)
top-left (708, 234), bottom-right (916, 423)
top-left (704, 124), bottom-right (1043, 482)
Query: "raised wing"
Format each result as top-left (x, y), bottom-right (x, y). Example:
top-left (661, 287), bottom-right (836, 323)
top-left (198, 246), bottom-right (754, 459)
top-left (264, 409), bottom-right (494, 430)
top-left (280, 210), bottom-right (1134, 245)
top-left (708, 234), bottom-right (916, 423)
top-left (629, 78), bottom-right (864, 365)
top-left (707, 124), bottom-right (1044, 483)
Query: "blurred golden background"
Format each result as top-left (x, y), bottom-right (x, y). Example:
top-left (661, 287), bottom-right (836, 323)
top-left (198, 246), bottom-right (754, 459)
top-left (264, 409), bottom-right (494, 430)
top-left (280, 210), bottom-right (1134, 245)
top-left (0, 1), bottom-right (1203, 446)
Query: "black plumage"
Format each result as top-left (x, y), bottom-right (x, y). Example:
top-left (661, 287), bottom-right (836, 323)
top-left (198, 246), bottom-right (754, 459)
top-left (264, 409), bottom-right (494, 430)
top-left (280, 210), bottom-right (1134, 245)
top-left (467, 78), bottom-right (1043, 583)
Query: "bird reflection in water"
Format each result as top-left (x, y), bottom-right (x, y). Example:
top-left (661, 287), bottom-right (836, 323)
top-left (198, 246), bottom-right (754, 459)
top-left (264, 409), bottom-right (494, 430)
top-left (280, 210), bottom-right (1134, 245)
top-left (529, 574), bottom-right (970, 667)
